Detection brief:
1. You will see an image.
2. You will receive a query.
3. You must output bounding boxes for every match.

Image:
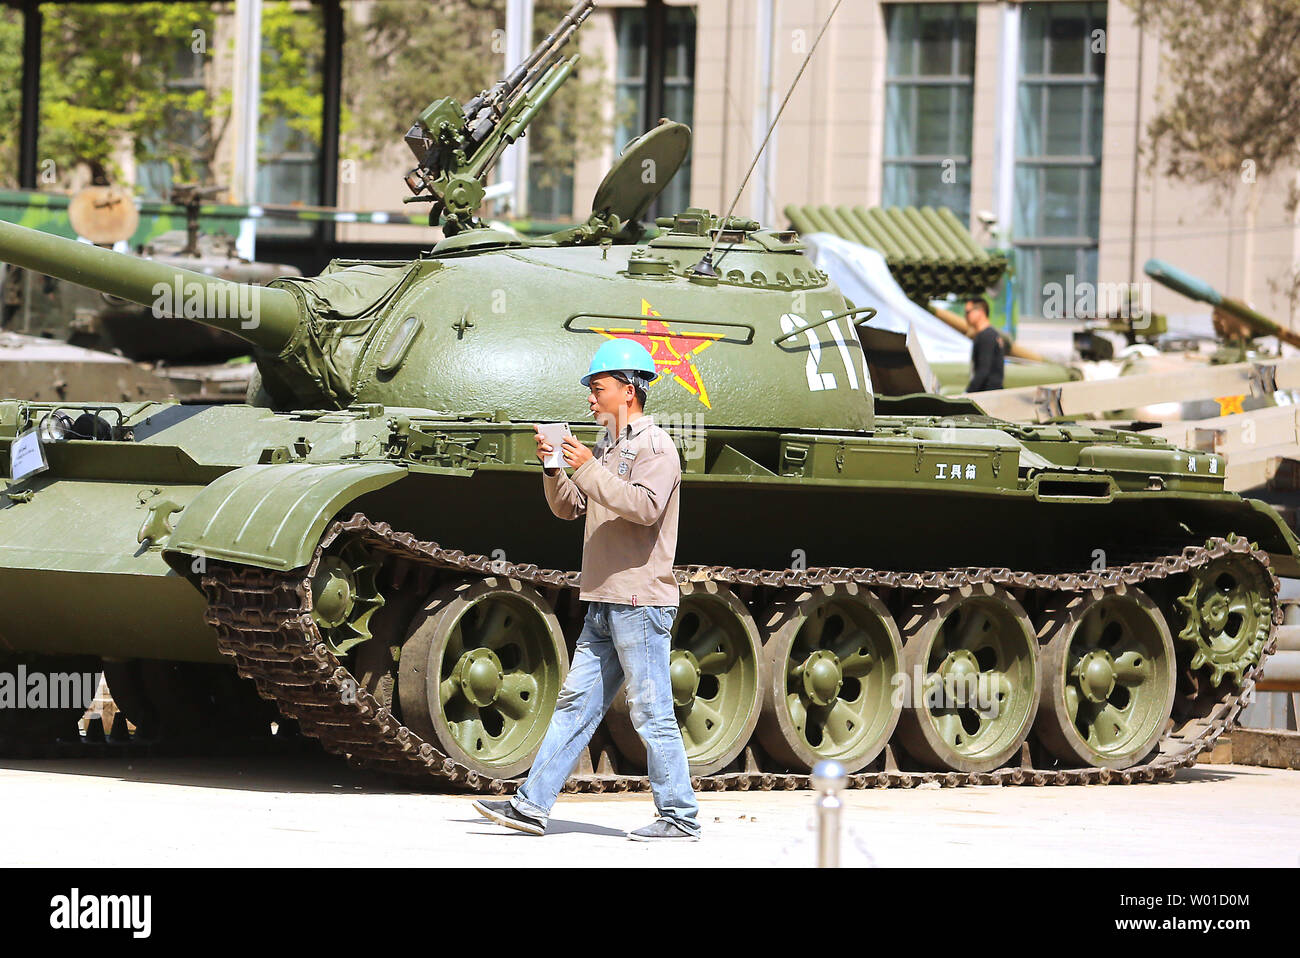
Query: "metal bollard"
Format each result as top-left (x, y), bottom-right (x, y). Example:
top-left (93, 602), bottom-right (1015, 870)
top-left (812, 759), bottom-right (847, 868)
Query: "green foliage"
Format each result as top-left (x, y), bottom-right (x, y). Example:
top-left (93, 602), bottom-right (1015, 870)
top-left (0, 10), bottom-right (22, 187)
top-left (1, 0), bottom-right (608, 205)
top-left (37, 3), bottom-right (220, 186)
top-left (0, 2), bottom-right (320, 191)
top-left (1128, 0), bottom-right (1300, 186)
top-left (261, 3), bottom-right (323, 158)
top-left (341, 0), bottom-right (610, 190)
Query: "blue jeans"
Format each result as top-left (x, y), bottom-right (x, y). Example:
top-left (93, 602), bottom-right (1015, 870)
top-left (511, 602), bottom-right (700, 835)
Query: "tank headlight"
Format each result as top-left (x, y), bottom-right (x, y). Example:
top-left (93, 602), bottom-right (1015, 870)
top-left (38, 412), bottom-right (75, 443)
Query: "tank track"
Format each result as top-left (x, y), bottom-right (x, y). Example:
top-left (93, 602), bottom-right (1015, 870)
top-left (199, 513), bottom-right (1281, 793)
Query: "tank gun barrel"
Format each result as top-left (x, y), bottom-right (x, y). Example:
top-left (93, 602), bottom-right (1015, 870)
top-left (0, 219), bottom-right (301, 353)
top-left (1144, 257), bottom-right (1300, 349)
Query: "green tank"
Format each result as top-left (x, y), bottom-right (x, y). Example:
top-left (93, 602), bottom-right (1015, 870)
top-left (0, 0), bottom-right (1288, 789)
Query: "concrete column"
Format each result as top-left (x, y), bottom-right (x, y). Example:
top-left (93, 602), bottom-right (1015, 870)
top-left (229, 0), bottom-right (263, 259)
top-left (991, 1), bottom-right (1019, 245)
top-left (499, 0), bottom-right (535, 216)
top-left (968, 1), bottom-right (1003, 241)
top-left (752, 0), bottom-right (777, 225)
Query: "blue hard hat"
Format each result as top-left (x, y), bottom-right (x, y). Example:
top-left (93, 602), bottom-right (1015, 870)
top-left (580, 338), bottom-right (658, 388)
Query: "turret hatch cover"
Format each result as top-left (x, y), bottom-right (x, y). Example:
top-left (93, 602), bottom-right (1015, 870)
top-left (590, 120), bottom-right (691, 226)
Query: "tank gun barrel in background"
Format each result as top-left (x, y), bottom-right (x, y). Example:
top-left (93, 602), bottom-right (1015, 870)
top-left (0, 219), bottom-right (301, 354)
top-left (1144, 258), bottom-right (1300, 350)
top-left (401, 0), bottom-right (594, 234)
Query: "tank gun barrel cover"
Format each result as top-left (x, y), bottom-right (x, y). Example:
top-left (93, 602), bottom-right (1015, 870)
top-left (402, 0), bottom-right (595, 233)
top-left (1145, 257), bottom-right (1300, 349)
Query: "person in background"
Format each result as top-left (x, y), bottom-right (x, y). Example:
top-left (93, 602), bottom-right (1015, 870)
top-left (965, 296), bottom-right (1005, 392)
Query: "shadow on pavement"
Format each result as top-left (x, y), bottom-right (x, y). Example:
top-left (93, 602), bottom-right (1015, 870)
top-left (0, 751), bottom-right (436, 796)
top-left (455, 816), bottom-right (628, 838)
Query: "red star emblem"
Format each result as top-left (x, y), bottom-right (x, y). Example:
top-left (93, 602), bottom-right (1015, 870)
top-left (592, 299), bottom-right (720, 407)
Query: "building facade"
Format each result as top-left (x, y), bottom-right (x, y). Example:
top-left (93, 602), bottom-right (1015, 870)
top-left (5, 0), bottom-right (1297, 323)
top-left (544, 0), bottom-right (1300, 323)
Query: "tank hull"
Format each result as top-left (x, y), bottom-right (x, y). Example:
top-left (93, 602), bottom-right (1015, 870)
top-left (1, 401), bottom-right (1293, 667)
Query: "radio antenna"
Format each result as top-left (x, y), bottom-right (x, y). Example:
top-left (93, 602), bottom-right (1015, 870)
top-left (693, 0), bottom-right (844, 277)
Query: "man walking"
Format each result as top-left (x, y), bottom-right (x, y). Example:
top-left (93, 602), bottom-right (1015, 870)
top-left (964, 296), bottom-right (1005, 392)
top-left (473, 339), bottom-right (700, 841)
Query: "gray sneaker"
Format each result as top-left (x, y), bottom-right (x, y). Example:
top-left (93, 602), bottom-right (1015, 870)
top-left (627, 819), bottom-right (700, 842)
top-left (472, 799), bottom-right (545, 836)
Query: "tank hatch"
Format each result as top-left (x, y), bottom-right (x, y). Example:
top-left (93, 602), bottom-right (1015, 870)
top-left (590, 120), bottom-right (691, 227)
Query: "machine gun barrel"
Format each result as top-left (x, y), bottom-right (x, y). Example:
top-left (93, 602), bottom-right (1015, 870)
top-left (1144, 258), bottom-right (1300, 349)
top-left (470, 55), bottom-right (579, 180)
top-left (463, 0), bottom-right (594, 142)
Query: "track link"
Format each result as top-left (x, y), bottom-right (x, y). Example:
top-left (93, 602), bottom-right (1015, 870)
top-left (199, 514), bottom-right (1281, 792)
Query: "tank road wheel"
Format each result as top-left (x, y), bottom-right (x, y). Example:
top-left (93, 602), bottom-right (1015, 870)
top-left (398, 577), bottom-right (567, 779)
top-left (606, 582), bottom-right (763, 776)
top-left (896, 584), bottom-right (1039, 774)
top-left (756, 583), bottom-right (903, 773)
top-left (1034, 591), bottom-right (1176, 769)
top-left (1171, 547), bottom-right (1273, 687)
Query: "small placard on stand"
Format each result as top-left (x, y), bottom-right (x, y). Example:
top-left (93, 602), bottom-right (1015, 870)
top-left (9, 428), bottom-right (48, 482)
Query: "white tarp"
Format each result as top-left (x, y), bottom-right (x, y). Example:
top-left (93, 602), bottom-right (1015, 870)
top-left (803, 232), bottom-right (973, 364)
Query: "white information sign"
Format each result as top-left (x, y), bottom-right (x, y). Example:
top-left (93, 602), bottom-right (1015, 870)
top-left (9, 428), bottom-right (48, 482)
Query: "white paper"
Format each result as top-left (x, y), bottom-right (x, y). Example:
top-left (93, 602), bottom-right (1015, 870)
top-left (537, 422), bottom-right (573, 470)
top-left (10, 428), bottom-right (48, 482)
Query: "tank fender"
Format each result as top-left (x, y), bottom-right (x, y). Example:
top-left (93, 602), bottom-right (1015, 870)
top-left (1244, 497), bottom-right (1300, 577)
top-left (163, 462), bottom-right (406, 573)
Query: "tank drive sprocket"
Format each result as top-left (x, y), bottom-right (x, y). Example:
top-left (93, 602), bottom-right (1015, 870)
top-left (1171, 535), bottom-right (1273, 686)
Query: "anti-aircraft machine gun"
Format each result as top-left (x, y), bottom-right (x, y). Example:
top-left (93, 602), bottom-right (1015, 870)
top-left (402, 0), bottom-right (595, 234)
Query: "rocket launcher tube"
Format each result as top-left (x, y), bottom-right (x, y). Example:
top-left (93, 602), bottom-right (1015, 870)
top-left (1144, 257), bottom-right (1300, 347)
top-left (0, 219), bottom-right (301, 353)
top-left (1144, 258), bottom-right (1224, 306)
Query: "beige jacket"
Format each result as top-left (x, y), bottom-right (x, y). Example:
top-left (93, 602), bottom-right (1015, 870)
top-left (542, 415), bottom-right (681, 607)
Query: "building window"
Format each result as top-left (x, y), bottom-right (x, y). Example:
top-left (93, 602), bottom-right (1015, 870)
top-left (1014, 1), bottom-right (1107, 319)
top-left (882, 3), bottom-right (976, 221)
top-left (255, 4), bottom-right (325, 238)
top-left (527, 153), bottom-right (576, 222)
top-left (614, 5), bottom-right (696, 218)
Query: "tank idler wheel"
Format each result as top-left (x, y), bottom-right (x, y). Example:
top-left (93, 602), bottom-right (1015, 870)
top-left (1171, 546), bottom-right (1273, 687)
top-left (755, 583), bottom-right (903, 773)
top-left (896, 583), bottom-right (1039, 774)
top-left (309, 532), bottom-right (387, 656)
top-left (606, 582), bottom-right (763, 776)
top-left (398, 576), bottom-right (568, 779)
top-left (1034, 590), bottom-right (1176, 769)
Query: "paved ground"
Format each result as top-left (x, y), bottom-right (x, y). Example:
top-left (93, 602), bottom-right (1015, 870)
top-left (0, 753), bottom-right (1294, 867)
